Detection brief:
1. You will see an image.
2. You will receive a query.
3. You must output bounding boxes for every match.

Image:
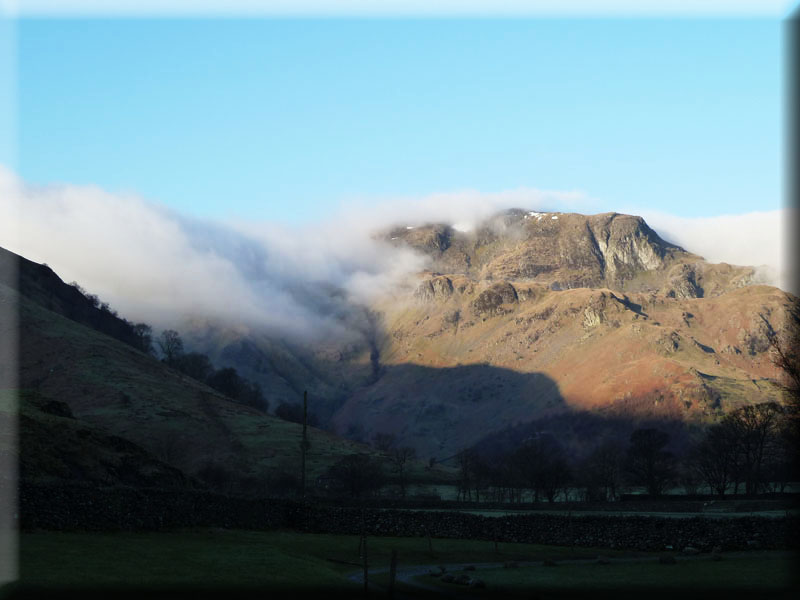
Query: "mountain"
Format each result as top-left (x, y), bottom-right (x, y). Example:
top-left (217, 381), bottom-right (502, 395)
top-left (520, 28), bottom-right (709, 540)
top-left (382, 210), bottom-right (756, 296)
top-left (0, 248), bottom-right (428, 493)
top-left (5, 208), bottom-right (794, 469)
top-left (178, 210), bottom-right (794, 460)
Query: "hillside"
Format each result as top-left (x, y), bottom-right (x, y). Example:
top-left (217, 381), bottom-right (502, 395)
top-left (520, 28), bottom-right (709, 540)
top-left (1, 390), bottom-right (189, 489)
top-left (165, 210), bottom-right (794, 461)
top-left (381, 210), bottom-right (756, 295)
top-left (4, 208), bottom-right (795, 467)
top-left (336, 279), bottom-right (788, 459)
top-left (1, 262), bottom-right (445, 493)
top-left (325, 211), bottom-right (793, 458)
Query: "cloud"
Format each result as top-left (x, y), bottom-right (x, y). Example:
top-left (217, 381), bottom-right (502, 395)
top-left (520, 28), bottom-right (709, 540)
top-left (0, 165), bottom-right (793, 348)
top-left (0, 166), bottom-right (434, 342)
top-left (640, 209), bottom-right (794, 295)
top-left (329, 187), bottom-right (597, 233)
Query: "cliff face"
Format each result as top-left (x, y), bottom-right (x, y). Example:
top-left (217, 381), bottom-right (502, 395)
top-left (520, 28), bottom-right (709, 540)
top-left (132, 210), bottom-right (790, 460)
top-left (12, 204), bottom-right (789, 473)
top-left (329, 277), bottom-right (791, 459)
top-left (383, 211), bottom-right (754, 296)
top-left (321, 210), bottom-right (791, 458)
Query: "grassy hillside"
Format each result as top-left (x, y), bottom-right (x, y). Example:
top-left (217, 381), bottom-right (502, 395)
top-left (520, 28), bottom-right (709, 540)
top-left (335, 278), bottom-right (790, 458)
top-left (2, 278), bottom-right (449, 492)
top-left (1, 390), bottom-right (189, 488)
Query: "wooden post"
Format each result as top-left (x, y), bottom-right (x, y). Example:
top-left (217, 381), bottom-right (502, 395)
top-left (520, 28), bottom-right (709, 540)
top-left (361, 502), bottom-right (368, 596)
top-left (362, 533), bottom-right (369, 596)
top-left (388, 549), bottom-right (397, 599)
top-left (567, 510), bottom-right (573, 549)
top-left (301, 390), bottom-right (307, 500)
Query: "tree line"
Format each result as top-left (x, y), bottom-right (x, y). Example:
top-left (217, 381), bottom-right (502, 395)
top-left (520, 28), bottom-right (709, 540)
top-left (152, 328), bottom-right (266, 410)
top-left (451, 400), bottom-right (797, 503)
top-left (315, 400), bottom-right (797, 503)
top-left (315, 432), bottom-right (418, 499)
top-left (320, 310), bottom-right (800, 503)
top-left (69, 282), bottom-right (267, 411)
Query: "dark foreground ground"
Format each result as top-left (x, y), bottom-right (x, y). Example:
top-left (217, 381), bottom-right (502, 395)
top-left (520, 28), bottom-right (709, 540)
top-left (1, 529), bottom-right (797, 600)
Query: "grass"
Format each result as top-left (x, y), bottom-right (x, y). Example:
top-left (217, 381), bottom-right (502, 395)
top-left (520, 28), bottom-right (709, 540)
top-left (18, 528), bottom-right (795, 599)
top-left (11, 289), bottom-right (401, 486)
top-left (15, 529), bottom-right (637, 590)
top-left (19, 530), bottom-right (354, 590)
top-left (404, 553), bottom-right (798, 599)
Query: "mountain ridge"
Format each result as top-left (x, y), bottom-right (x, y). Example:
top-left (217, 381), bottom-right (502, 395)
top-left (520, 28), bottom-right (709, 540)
top-left (382, 209), bottom-right (756, 297)
top-left (4, 208), bottom-right (794, 463)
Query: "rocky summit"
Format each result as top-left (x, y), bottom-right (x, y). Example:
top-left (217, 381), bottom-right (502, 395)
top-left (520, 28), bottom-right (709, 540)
top-left (384, 210), bottom-right (755, 296)
top-left (185, 210), bottom-right (795, 460)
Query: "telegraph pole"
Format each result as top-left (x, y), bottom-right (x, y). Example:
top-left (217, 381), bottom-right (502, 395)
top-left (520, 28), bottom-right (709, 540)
top-left (301, 390), bottom-right (308, 500)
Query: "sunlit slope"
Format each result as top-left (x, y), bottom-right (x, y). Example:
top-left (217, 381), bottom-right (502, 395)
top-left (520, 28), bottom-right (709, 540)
top-left (332, 275), bottom-right (790, 458)
top-left (382, 211), bottom-right (758, 295)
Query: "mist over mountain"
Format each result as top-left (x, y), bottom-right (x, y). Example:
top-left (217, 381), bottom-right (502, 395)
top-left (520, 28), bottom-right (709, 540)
top-left (1, 165), bottom-right (791, 339)
top-left (2, 166), bottom-right (795, 460)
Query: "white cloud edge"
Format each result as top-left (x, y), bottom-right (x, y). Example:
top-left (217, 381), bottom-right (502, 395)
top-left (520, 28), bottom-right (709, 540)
top-left (639, 208), bottom-right (794, 295)
top-left (0, 165), bottom-right (793, 347)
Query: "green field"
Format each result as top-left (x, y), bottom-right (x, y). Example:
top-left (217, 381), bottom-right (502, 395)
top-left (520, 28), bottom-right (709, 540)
top-left (15, 529), bottom-right (622, 589)
top-left (7, 529), bottom-right (797, 598)
top-left (398, 554), bottom-right (798, 599)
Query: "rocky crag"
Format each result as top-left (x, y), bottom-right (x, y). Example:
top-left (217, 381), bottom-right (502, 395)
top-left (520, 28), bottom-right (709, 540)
top-left (178, 211), bottom-right (796, 460)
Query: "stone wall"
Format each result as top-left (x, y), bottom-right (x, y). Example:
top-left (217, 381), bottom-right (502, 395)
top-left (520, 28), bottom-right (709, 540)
top-left (19, 483), bottom-right (798, 552)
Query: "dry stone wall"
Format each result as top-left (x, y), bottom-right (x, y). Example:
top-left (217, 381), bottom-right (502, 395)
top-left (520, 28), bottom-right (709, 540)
top-left (19, 483), bottom-right (798, 552)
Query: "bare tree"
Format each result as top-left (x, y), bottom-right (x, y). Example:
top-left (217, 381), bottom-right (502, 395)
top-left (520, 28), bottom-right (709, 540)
top-left (456, 450), bottom-right (474, 502)
top-left (389, 446), bottom-right (416, 498)
top-left (580, 441), bottom-right (624, 502)
top-left (767, 305), bottom-right (800, 483)
top-left (131, 323), bottom-right (154, 355)
top-left (768, 302), bottom-right (800, 411)
top-left (512, 434), bottom-right (569, 503)
top-left (625, 428), bottom-right (676, 496)
top-left (456, 450), bottom-right (492, 502)
top-left (172, 352), bottom-right (214, 381)
top-left (158, 329), bottom-right (184, 365)
top-left (726, 402), bottom-right (784, 495)
top-left (689, 420), bottom-right (741, 497)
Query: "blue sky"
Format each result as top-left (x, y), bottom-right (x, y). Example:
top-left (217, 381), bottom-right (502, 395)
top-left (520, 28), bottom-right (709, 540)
top-left (9, 17), bottom-right (786, 223)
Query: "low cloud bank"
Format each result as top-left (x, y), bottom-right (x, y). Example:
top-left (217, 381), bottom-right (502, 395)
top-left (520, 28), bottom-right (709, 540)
top-left (0, 167), bottom-right (430, 341)
top-left (641, 209), bottom-right (793, 295)
top-left (0, 165), bottom-right (792, 344)
top-left (0, 167), bottom-right (587, 340)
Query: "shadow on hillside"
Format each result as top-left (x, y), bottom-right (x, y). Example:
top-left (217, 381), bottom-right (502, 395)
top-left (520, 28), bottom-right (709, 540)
top-left (328, 361), bottom-right (567, 460)
top-left (0, 242), bottom-right (731, 485)
top-left (470, 400), bottom-right (701, 463)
